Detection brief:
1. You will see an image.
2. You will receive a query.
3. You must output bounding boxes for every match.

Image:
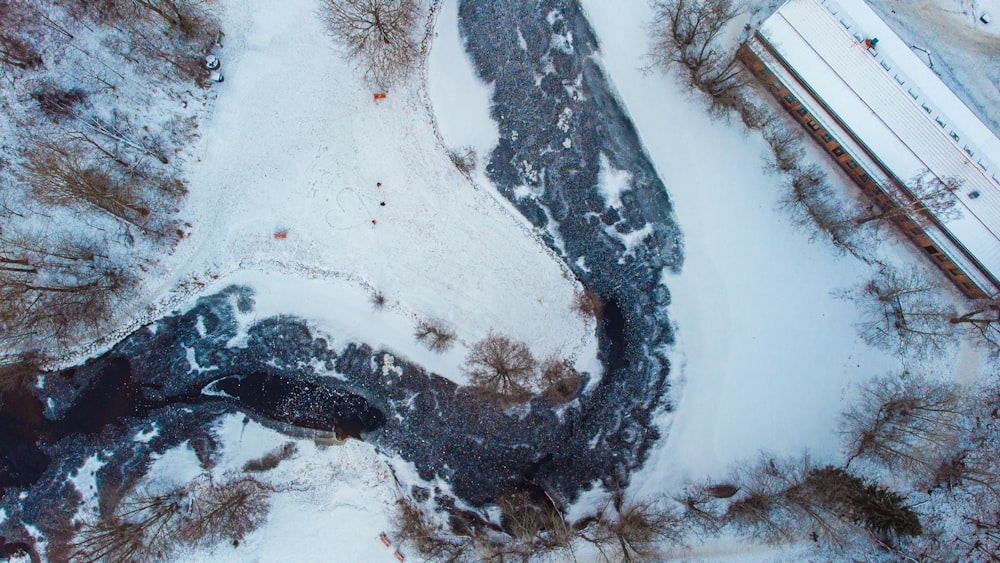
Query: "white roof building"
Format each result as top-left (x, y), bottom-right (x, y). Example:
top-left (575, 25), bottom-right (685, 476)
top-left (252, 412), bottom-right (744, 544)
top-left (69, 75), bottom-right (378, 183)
top-left (746, 0), bottom-right (1000, 297)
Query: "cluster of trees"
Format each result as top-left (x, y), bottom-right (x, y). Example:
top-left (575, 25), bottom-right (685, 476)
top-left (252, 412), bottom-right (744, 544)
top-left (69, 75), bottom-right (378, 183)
top-left (841, 265), bottom-right (1000, 359)
top-left (838, 374), bottom-right (1000, 560)
top-left (463, 333), bottom-right (583, 407)
top-left (319, 0), bottom-right (422, 87)
top-left (649, 0), bottom-right (749, 119)
top-left (395, 488), bottom-right (681, 563)
top-left (0, 0), bottom-right (218, 357)
top-left (66, 475), bottom-right (272, 562)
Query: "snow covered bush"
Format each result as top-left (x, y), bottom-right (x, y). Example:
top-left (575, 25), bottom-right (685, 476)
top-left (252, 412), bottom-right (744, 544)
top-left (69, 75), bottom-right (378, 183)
top-left (319, 0), bottom-right (422, 86)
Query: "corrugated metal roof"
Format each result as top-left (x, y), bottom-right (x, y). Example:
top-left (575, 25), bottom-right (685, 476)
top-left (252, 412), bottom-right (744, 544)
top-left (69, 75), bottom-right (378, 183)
top-left (759, 0), bottom-right (1000, 286)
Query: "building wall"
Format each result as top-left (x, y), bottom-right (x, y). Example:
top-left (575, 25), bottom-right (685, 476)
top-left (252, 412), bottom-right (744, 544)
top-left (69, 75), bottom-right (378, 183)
top-left (737, 41), bottom-right (988, 299)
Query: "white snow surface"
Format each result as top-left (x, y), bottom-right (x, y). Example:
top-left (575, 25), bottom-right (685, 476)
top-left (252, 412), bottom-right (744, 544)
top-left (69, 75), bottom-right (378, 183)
top-left (68, 454), bottom-right (105, 522)
top-left (427, 0), bottom-right (500, 177)
top-left (93, 0), bottom-right (593, 378)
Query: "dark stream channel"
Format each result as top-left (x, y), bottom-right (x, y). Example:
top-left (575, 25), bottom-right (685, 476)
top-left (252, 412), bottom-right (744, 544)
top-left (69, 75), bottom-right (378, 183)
top-left (1, 355), bottom-right (383, 492)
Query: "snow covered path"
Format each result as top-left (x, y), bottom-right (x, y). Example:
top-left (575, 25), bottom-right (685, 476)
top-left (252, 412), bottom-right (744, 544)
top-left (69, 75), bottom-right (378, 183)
top-left (80, 0), bottom-right (592, 377)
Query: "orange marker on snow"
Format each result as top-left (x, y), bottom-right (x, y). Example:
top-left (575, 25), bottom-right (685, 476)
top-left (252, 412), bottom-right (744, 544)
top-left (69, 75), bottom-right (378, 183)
top-left (372, 219), bottom-right (377, 225)
top-left (379, 533), bottom-right (391, 547)
top-left (394, 551), bottom-right (405, 562)
top-left (373, 92), bottom-right (387, 100)
top-left (273, 231), bottom-right (287, 239)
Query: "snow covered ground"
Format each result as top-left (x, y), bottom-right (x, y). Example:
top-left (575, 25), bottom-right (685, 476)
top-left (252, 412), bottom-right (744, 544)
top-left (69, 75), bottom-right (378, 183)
top-left (76, 0), bottom-right (594, 379)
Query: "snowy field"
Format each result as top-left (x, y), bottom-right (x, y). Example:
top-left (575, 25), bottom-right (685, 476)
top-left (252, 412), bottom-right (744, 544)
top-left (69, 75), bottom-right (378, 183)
top-left (42, 0), bottom-right (992, 560)
top-left (80, 0), bottom-right (595, 380)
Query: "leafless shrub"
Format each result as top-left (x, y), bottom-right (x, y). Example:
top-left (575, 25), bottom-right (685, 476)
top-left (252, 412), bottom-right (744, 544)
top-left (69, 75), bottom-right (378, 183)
top-left (574, 288), bottom-right (604, 319)
top-left (395, 498), bottom-right (472, 561)
top-left (497, 491), bottom-right (572, 549)
top-left (465, 333), bottom-right (537, 405)
top-left (242, 442), bottom-right (297, 473)
top-left (31, 87), bottom-right (88, 119)
top-left (539, 355), bottom-right (582, 403)
top-left (842, 374), bottom-right (965, 477)
top-left (370, 290), bottom-right (386, 309)
top-left (414, 319), bottom-right (456, 352)
top-left (447, 146), bottom-right (476, 174)
top-left (319, 0), bottom-right (422, 86)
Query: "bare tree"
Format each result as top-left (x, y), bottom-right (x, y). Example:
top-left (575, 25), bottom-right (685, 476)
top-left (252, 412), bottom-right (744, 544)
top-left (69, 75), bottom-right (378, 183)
top-left (128, 0), bottom-right (214, 37)
top-left (949, 297), bottom-right (1000, 354)
top-left (178, 477), bottom-right (272, 544)
top-left (853, 170), bottom-right (963, 228)
top-left (649, 0), bottom-right (745, 113)
top-left (0, 230), bottom-right (132, 348)
top-left (72, 488), bottom-right (187, 563)
top-left (583, 496), bottom-right (684, 562)
top-left (464, 333), bottom-right (537, 405)
top-left (844, 266), bottom-right (957, 359)
top-left (319, 0), bottom-right (421, 86)
top-left (842, 374), bottom-right (965, 476)
top-left (723, 454), bottom-right (805, 544)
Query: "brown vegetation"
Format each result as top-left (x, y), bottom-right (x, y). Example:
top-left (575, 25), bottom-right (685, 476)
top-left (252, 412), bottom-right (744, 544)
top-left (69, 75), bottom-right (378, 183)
top-left (539, 355), bottom-right (582, 403)
top-left (242, 442), bottom-right (298, 473)
top-left (414, 319), bottom-right (456, 352)
top-left (465, 333), bottom-right (536, 405)
top-left (574, 288), bottom-right (605, 319)
top-left (319, 0), bottom-right (421, 86)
